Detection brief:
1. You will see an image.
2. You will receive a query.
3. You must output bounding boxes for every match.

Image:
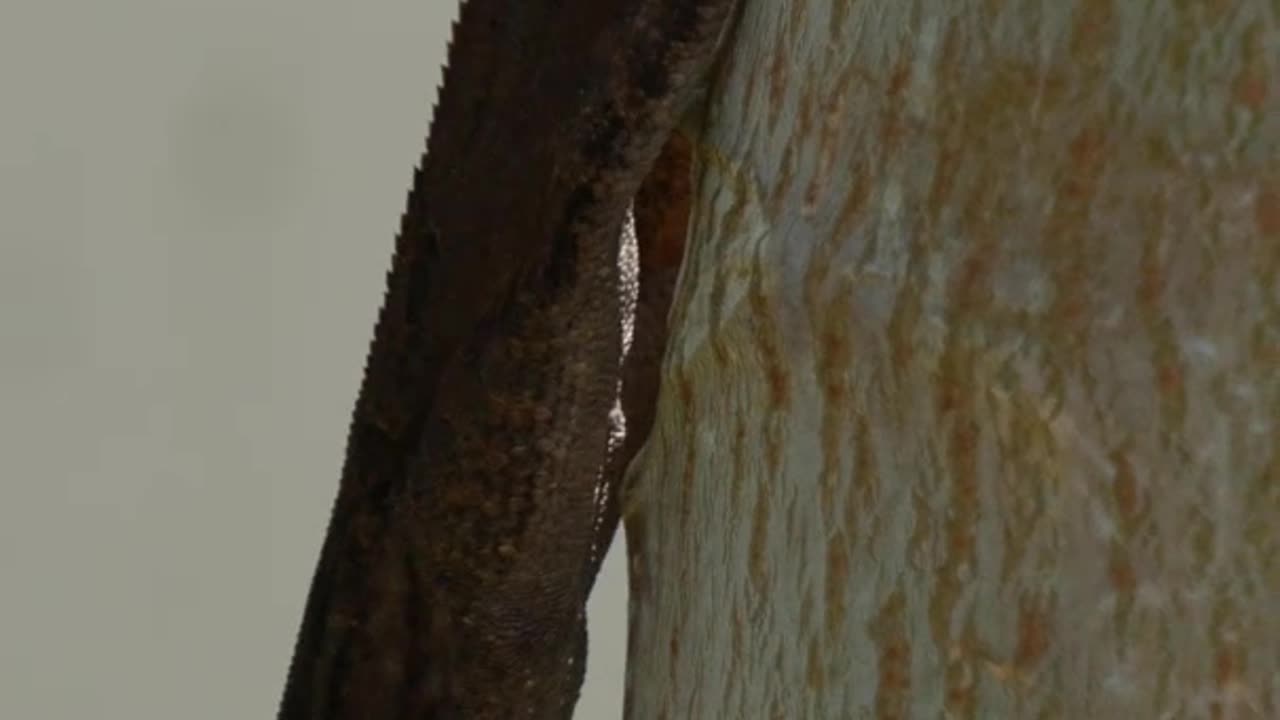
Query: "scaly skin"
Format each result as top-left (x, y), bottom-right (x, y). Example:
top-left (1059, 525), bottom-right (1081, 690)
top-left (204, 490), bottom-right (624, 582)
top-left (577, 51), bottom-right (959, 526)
top-left (277, 1), bottom-right (739, 718)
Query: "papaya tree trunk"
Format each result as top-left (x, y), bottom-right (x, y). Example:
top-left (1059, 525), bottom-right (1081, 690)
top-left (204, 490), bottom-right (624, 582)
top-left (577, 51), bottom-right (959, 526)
top-left (624, 0), bottom-right (1279, 717)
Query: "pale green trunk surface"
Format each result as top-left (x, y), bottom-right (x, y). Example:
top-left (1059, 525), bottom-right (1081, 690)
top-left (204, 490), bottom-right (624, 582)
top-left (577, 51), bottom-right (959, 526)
top-left (625, 1), bottom-right (1279, 717)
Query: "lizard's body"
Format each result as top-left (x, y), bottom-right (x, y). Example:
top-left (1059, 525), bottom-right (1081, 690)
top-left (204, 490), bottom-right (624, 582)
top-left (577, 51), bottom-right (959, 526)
top-left (278, 1), bottom-right (738, 717)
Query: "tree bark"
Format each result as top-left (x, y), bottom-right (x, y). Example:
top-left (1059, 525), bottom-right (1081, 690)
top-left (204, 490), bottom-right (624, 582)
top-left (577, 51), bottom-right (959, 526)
top-left (624, 0), bottom-right (1279, 717)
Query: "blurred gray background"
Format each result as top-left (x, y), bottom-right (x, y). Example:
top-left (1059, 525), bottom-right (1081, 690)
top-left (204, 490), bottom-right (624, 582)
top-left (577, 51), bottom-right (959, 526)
top-left (0, 1), bottom-right (628, 716)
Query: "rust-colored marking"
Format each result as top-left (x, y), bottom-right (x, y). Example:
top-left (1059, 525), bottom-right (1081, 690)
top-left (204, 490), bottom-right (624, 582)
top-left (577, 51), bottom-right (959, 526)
top-left (932, 339), bottom-right (980, 719)
top-left (1255, 182), bottom-right (1280, 236)
top-left (803, 87), bottom-right (848, 214)
top-left (1156, 361), bottom-right (1183, 399)
top-left (747, 258), bottom-right (791, 481)
top-left (1108, 550), bottom-right (1136, 595)
top-left (873, 590), bottom-right (910, 720)
top-left (806, 636), bottom-right (825, 690)
top-left (831, 161), bottom-right (871, 242)
top-left (731, 412), bottom-right (747, 514)
top-left (748, 481), bottom-right (772, 594)
top-left (674, 369), bottom-right (698, 533)
top-left (1069, 0), bottom-right (1115, 62)
top-left (879, 53), bottom-right (914, 157)
top-left (1063, 125), bottom-right (1107, 202)
top-left (1215, 645), bottom-right (1242, 687)
top-left (1013, 600), bottom-right (1051, 670)
top-left (1233, 65), bottom-right (1268, 112)
top-left (887, 58), bottom-right (911, 98)
top-left (825, 531), bottom-right (850, 635)
top-left (767, 44), bottom-right (787, 131)
top-left (852, 408), bottom-right (876, 514)
top-left (1109, 448), bottom-right (1140, 527)
top-left (817, 284), bottom-right (854, 514)
top-left (1212, 640), bottom-right (1247, 720)
top-left (947, 418), bottom-right (980, 560)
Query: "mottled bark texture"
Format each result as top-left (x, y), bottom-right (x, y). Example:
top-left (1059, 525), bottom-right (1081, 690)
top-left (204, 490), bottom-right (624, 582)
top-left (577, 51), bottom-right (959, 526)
top-left (624, 1), bottom-right (1279, 717)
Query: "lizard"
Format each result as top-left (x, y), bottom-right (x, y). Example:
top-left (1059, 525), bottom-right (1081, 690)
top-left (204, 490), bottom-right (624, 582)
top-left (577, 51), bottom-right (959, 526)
top-left (276, 0), bottom-right (740, 718)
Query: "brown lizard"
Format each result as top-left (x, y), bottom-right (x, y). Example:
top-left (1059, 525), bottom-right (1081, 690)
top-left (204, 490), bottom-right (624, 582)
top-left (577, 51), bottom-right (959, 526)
top-left (276, 1), bottom-right (739, 718)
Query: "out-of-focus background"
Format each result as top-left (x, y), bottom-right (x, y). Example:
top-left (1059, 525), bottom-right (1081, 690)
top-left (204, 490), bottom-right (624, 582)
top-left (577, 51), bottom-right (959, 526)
top-left (0, 1), bottom-right (627, 716)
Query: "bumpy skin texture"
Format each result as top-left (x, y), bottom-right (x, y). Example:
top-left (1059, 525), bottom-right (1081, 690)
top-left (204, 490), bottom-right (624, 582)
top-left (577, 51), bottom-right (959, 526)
top-left (277, 1), bottom-right (738, 718)
top-left (587, 130), bottom-right (697, 584)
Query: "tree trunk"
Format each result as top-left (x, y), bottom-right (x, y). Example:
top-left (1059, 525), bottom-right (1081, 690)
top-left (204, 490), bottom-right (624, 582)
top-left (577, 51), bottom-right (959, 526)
top-left (623, 0), bottom-right (1279, 717)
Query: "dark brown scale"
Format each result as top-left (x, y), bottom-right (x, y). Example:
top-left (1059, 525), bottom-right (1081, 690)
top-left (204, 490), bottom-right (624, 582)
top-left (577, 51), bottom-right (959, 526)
top-left (277, 1), bottom-right (739, 718)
